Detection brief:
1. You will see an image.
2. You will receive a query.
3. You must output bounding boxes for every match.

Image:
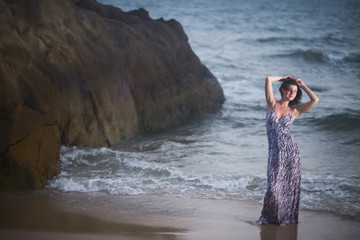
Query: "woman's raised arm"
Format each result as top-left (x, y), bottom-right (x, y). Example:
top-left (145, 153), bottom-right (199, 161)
top-left (292, 79), bottom-right (319, 119)
top-left (265, 76), bottom-right (284, 109)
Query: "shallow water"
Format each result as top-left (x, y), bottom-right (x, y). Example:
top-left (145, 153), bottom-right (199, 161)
top-left (48, 0), bottom-right (360, 221)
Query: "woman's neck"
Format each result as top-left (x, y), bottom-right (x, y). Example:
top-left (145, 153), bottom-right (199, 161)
top-left (278, 99), bottom-right (290, 107)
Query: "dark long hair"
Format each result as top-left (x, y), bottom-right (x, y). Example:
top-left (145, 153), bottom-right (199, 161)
top-left (279, 77), bottom-right (302, 107)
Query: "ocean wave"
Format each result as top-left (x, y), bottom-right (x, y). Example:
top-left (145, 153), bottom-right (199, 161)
top-left (308, 112), bottom-right (360, 132)
top-left (302, 175), bottom-right (360, 198)
top-left (51, 147), bottom-right (267, 197)
top-left (273, 49), bottom-right (330, 63)
top-left (272, 48), bottom-right (360, 65)
top-left (256, 35), bottom-right (349, 47)
top-left (257, 36), bottom-right (308, 43)
top-left (343, 53), bottom-right (360, 64)
top-left (301, 174), bottom-right (360, 218)
top-left (47, 146), bottom-right (360, 219)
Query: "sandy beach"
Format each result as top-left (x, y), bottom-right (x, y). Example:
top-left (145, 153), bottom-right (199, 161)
top-left (0, 191), bottom-right (359, 240)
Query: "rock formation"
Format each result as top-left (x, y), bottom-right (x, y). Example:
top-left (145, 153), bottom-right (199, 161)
top-left (0, 0), bottom-right (225, 190)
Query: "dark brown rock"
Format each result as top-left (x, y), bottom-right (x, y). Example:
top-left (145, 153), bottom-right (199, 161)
top-left (0, 0), bottom-right (224, 190)
top-left (0, 105), bottom-right (61, 190)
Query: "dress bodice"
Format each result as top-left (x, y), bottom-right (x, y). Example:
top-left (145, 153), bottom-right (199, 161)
top-left (266, 109), bottom-right (293, 134)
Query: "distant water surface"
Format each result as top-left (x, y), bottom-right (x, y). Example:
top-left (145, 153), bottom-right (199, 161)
top-left (48, 0), bottom-right (360, 221)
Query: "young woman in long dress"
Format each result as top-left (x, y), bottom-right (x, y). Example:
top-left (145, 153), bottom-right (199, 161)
top-left (253, 75), bottom-right (319, 226)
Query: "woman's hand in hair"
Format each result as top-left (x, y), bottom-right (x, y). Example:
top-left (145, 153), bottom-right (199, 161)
top-left (295, 78), bottom-right (305, 88)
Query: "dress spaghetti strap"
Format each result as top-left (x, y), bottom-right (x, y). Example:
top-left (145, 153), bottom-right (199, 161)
top-left (272, 102), bottom-right (277, 111)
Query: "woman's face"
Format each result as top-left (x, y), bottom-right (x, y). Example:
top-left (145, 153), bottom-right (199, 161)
top-left (281, 84), bottom-right (298, 101)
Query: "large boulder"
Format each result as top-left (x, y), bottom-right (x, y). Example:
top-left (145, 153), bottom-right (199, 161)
top-left (0, 0), bottom-right (225, 190)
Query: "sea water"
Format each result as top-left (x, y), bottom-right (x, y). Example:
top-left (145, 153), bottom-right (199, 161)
top-left (47, 0), bottom-right (360, 221)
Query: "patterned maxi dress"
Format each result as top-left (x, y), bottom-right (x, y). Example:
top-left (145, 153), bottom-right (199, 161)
top-left (259, 103), bottom-right (301, 225)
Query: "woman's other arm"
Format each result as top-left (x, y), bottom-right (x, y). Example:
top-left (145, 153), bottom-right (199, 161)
top-left (293, 79), bottom-right (319, 119)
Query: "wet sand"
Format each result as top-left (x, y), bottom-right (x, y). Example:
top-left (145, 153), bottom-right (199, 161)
top-left (0, 191), bottom-right (359, 240)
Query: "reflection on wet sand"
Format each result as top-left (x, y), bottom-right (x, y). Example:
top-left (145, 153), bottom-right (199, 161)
top-left (260, 224), bottom-right (298, 240)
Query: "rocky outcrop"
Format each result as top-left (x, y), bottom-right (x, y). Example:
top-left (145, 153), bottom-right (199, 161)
top-left (0, 0), bottom-right (224, 190)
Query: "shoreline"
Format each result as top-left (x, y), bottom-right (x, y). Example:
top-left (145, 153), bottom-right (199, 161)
top-left (1, 191), bottom-right (359, 240)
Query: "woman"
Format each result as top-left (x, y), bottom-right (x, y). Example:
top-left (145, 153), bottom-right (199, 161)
top-left (253, 75), bottom-right (319, 226)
